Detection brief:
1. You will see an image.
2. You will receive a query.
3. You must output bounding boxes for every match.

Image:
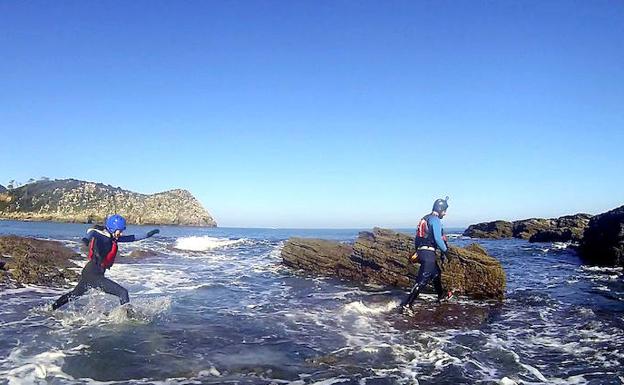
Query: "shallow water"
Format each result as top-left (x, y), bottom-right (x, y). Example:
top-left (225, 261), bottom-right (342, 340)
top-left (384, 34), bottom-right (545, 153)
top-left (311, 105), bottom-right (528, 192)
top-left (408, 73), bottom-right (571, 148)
top-left (0, 221), bottom-right (622, 385)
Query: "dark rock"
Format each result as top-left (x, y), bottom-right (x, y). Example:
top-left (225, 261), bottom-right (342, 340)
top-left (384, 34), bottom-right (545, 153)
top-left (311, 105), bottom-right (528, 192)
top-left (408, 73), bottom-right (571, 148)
top-left (0, 184), bottom-right (6, 193)
top-left (512, 218), bottom-right (552, 240)
top-left (580, 205), bottom-right (624, 266)
top-left (465, 214), bottom-right (592, 243)
top-left (0, 236), bottom-right (80, 287)
top-left (117, 249), bottom-right (163, 261)
top-left (463, 221), bottom-right (513, 239)
top-left (282, 228), bottom-right (506, 300)
top-left (529, 229), bottom-right (574, 243)
top-left (282, 238), bottom-right (357, 280)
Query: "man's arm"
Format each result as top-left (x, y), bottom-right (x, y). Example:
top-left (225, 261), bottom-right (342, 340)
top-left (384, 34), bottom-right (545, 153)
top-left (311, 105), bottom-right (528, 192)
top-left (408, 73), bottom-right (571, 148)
top-left (117, 229), bottom-right (160, 243)
top-left (429, 217), bottom-right (448, 253)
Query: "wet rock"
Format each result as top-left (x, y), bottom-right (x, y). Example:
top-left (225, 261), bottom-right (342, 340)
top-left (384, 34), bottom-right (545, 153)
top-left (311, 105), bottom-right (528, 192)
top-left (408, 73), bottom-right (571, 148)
top-left (529, 229), bottom-right (575, 243)
top-left (512, 218), bottom-right (552, 240)
top-left (282, 238), bottom-right (357, 280)
top-left (465, 214), bottom-right (592, 243)
top-left (117, 249), bottom-right (164, 261)
top-left (463, 221), bottom-right (513, 239)
top-left (0, 235), bottom-right (80, 287)
top-left (282, 228), bottom-right (506, 300)
top-left (126, 249), bottom-right (158, 259)
top-left (580, 205), bottom-right (624, 267)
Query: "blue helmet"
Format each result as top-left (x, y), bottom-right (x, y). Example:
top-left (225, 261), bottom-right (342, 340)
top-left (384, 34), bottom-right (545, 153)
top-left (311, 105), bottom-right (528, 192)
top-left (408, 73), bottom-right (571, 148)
top-left (105, 214), bottom-right (127, 233)
top-left (432, 196), bottom-right (449, 214)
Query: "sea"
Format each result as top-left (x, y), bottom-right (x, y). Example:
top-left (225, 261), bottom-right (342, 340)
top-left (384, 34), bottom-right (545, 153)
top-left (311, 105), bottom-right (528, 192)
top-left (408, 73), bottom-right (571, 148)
top-left (0, 220), bottom-right (622, 385)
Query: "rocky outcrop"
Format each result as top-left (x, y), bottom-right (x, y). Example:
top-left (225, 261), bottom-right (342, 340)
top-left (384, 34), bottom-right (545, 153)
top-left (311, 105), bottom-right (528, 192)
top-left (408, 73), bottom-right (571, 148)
top-left (0, 178), bottom-right (216, 226)
top-left (0, 236), bottom-right (80, 287)
top-left (282, 228), bottom-right (506, 300)
top-left (463, 221), bottom-right (513, 239)
top-left (579, 205), bottom-right (624, 267)
top-left (464, 214), bottom-right (591, 243)
top-left (0, 184), bottom-right (6, 193)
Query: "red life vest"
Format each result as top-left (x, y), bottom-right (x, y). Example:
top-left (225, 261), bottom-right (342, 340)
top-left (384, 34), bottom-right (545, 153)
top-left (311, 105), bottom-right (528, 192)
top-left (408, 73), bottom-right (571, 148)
top-left (87, 235), bottom-right (119, 270)
top-left (415, 214), bottom-right (447, 249)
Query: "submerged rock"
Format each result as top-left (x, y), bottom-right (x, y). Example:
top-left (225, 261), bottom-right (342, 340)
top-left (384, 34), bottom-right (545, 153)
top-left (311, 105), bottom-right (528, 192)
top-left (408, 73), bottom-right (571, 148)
top-left (464, 214), bottom-right (591, 243)
top-left (0, 235), bottom-right (80, 287)
top-left (580, 205), bottom-right (624, 267)
top-left (282, 228), bottom-right (506, 300)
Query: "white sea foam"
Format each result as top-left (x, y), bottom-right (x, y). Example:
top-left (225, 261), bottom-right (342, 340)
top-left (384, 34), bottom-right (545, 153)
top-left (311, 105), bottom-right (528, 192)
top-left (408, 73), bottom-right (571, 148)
top-left (343, 300), bottom-right (398, 315)
top-left (107, 263), bottom-right (199, 294)
top-left (309, 378), bottom-right (351, 385)
top-left (552, 241), bottom-right (574, 250)
top-left (581, 266), bottom-right (623, 273)
top-left (2, 348), bottom-right (73, 385)
top-left (55, 292), bottom-right (171, 328)
top-left (174, 236), bottom-right (247, 251)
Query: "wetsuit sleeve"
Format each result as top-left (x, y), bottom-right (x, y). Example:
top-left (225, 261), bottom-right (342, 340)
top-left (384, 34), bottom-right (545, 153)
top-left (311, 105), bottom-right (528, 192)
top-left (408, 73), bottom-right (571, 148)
top-left (117, 234), bottom-right (139, 242)
top-left (118, 229), bottom-right (158, 242)
top-left (429, 217), bottom-right (448, 253)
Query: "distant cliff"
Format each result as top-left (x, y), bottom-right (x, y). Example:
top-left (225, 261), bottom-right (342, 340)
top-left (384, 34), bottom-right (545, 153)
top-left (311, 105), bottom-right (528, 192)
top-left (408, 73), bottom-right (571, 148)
top-left (0, 179), bottom-right (217, 227)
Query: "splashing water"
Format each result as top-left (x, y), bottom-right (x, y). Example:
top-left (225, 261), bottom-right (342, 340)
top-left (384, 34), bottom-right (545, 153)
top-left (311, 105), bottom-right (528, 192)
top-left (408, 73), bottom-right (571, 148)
top-left (0, 222), bottom-right (622, 385)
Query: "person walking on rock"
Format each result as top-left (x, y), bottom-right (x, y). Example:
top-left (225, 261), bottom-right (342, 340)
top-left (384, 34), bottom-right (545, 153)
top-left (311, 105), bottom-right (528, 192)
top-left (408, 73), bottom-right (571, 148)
top-left (400, 197), bottom-right (453, 311)
top-left (52, 214), bottom-right (159, 310)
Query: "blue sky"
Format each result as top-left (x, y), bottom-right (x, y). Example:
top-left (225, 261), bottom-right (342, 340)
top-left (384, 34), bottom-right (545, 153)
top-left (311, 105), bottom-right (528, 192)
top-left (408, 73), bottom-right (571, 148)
top-left (1, 1), bottom-right (623, 228)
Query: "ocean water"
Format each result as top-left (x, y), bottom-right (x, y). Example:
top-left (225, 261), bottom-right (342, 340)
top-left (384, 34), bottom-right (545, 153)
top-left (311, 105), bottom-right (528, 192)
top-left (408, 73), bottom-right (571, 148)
top-left (0, 221), bottom-right (622, 385)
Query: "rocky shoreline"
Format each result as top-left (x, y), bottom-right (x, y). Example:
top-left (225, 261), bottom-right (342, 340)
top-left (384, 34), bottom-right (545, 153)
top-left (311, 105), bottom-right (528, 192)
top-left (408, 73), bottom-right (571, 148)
top-left (0, 235), bottom-right (170, 290)
top-left (463, 205), bottom-right (624, 267)
top-left (0, 236), bottom-right (81, 289)
top-left (463, 213), bottom-right (591, 242)
top-left (282, 228), bottom-right (506, 300)
top-left (0, 179), bottom-right (217, 227)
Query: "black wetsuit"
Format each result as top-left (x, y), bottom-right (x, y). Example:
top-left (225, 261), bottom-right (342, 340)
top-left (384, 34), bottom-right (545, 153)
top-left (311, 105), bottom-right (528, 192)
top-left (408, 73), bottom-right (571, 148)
top-left (401, 214), bottom-right (448, 307)
top-left (52, 228), bottom-right (148, 310)
top-left (52, 259), bottom-right (129, 309)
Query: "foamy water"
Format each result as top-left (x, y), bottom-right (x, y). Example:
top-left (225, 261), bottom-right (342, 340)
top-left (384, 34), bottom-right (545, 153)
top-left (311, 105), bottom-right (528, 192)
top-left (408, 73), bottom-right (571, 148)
top-left (173, 236), bottom-right (248, 251)
top-left (0, 223), bottom-right (622, 385)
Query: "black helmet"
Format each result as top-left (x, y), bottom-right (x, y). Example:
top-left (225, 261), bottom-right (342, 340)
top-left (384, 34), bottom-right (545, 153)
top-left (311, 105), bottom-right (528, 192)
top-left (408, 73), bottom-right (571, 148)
top-left (432, 196), bottom-right (449, 214)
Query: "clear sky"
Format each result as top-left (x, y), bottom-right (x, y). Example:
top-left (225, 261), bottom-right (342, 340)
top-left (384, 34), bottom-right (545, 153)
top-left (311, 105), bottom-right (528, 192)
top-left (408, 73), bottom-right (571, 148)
top-left (1, 1), bottom-right (623, 228)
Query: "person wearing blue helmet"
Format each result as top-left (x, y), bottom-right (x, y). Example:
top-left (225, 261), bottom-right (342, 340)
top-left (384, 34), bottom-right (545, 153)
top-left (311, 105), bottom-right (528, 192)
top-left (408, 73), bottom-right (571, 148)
top-left (400, 197), bottom-right (453, 312)
top-left (51, 214), bottom-right (160, 310)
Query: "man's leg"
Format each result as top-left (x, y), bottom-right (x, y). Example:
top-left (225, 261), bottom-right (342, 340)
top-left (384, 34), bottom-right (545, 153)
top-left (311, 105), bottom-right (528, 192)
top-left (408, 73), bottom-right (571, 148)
top-left (401, 250), bottom-right (436, 308)
top-left (93, 276), bottom-right (130, 305)
top-left (52, 280), bottom-right (89, 310)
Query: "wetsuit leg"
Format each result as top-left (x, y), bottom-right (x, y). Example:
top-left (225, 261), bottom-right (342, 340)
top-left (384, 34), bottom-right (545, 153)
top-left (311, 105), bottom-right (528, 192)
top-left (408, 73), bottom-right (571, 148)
top-left (433, 267), bottom-right (444, 300)
top-left (52, 279), bottom-right (90, 310)
top-left (401, 249), bottom-right (437, 307)
top-left (92, 275), bottom-right (129, 305)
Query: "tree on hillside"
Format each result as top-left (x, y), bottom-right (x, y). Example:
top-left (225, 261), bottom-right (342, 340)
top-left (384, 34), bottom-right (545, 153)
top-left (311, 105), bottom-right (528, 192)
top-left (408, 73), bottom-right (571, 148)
top-left (7, 180), bottom-right (15, 190)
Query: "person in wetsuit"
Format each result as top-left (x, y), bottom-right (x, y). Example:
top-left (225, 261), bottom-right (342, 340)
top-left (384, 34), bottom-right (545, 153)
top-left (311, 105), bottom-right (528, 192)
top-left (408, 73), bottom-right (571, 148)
top-left (400, 197), bottom-right (452, 311)
top-left (52, 214), bottom-right (159, 310)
